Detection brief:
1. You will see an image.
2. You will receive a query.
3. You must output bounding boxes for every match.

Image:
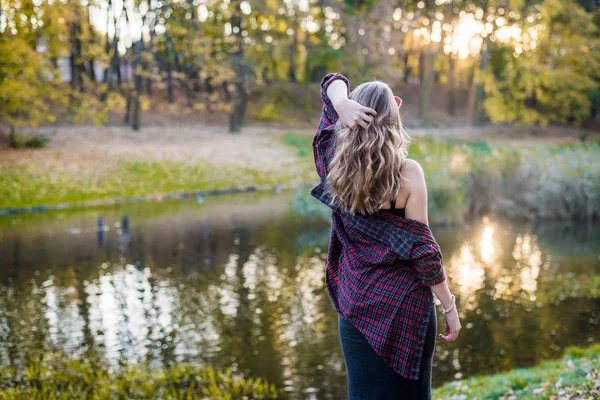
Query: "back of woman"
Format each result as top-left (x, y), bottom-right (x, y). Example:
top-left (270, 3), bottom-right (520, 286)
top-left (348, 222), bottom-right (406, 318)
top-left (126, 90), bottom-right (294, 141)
top-left (310, 73), bottom-right (461, 400)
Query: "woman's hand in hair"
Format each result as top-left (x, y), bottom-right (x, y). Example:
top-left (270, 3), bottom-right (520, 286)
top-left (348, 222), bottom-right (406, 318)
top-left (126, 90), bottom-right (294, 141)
top-left (327, 80), bottom-right (377, 129)
top-left (336, 98), bottom-right (377, 129)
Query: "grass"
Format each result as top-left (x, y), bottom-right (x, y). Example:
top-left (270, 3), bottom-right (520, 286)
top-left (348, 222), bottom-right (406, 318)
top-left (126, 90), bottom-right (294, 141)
top-left (0, 344), bottom-right (597, 399)
top-left (432, 343), bottom-right (600, 400)
top-left (283, 133), bottom-right (600, 223)
top-left (1, 132), bottom-right (599, 222)
top-left (0, 356), bottom-right (280, 399)
top-left (0, 158), bottom-right (314, 210)
top-left (282, 132), bottom-right (312, 158)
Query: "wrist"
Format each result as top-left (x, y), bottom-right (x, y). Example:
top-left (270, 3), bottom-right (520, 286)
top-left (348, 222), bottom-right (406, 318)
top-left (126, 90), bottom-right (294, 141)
top-left (441, 294), bottom-right (456, 314)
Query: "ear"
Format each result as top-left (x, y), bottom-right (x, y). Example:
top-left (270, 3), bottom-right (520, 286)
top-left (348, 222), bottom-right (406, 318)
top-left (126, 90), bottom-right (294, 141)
top-left (394, 96), bottom-right (402, 108)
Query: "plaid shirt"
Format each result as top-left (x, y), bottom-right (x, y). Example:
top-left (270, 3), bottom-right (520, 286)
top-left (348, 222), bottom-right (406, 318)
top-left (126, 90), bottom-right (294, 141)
top-left (310, 73), bottom-right (447, 380)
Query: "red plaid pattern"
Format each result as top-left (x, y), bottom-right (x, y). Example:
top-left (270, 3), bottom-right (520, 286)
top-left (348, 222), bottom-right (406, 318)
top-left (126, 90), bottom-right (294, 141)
top-left (310, 73), bottom-right (447, 380)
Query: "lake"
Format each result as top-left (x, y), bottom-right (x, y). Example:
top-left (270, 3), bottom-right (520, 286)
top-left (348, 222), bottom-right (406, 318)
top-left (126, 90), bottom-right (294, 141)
top-left (0, 190), bottom-right (598, 399)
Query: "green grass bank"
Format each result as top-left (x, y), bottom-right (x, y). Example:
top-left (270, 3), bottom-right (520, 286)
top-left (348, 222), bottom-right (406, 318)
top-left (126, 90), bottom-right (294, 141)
top-left (432, 344), bottom-right (600, 400)
top-left (0, 344), bottom-right (597, 399)
top-left (1, 132), bottom-right (599, 222)
top-left (284, 133), bottom-right (600, 223)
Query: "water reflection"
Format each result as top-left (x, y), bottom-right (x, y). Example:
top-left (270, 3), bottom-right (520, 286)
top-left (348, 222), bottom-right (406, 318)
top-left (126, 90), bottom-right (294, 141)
top-left (0, 192), bottom-right (598, 398)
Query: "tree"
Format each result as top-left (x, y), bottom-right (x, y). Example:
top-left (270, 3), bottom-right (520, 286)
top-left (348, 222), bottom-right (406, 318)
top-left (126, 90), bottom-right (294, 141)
top-left (483, 0), bottom-right (600, 126)
top-left (228, 0), bottom-right (247, 132)
top-left (0, 37), bottom-right (67, 146)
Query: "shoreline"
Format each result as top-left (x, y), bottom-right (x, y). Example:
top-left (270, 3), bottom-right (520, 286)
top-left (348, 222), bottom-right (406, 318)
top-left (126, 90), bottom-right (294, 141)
top-left (0, 182), bottom-right (313, 216)
top-left (2, 181), bottom-right (598, 226)
top-left (2, 127), bottom-right (598, 221)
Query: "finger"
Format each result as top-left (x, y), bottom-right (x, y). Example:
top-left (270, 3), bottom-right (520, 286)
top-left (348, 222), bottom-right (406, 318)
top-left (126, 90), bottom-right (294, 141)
top-left (358, 119), bottom-right (368, 129)
top-left (438, 333), bottom-right (453, 342)
top-left (362, 106), bottom-right (377, 116)
top-left (439, 328), bottom-right (460, 342)
top-left (359, 112), bottom-right (374, 124)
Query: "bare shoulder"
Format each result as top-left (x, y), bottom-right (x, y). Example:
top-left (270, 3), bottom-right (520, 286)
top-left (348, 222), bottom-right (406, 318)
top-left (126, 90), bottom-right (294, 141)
top-left (400, 159), bottom-right (426, 187)
top-left (402, 159), bottom-right (429, 224)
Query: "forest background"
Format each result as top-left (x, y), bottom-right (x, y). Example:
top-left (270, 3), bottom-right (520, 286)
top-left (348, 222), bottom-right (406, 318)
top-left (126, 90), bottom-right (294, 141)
top-left (2, 0), bottom-right (599, 139)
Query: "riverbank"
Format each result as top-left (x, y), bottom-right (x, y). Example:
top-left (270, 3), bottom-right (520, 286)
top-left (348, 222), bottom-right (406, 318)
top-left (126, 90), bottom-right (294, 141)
top-left (0, 344), bottom-right (597, 398)
top-left (1, 126), bottom-right (599, 222)
top-left (433, 344), bottom-right (600, 399)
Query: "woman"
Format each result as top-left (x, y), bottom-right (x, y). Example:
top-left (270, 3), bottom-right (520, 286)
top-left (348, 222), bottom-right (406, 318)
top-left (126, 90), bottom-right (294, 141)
top-left (310, 73), bottom-right (461, 400)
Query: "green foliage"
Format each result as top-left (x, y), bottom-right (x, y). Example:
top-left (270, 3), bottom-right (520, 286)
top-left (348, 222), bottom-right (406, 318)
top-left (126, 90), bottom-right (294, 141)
top-left (343, 0), bottom-right (377, 15)
top-left (280, 132), bottom-right (600, 223)
top-left (483, 57), bottom-right (596, 126)
top-left (255, 103), bottom-right (280, 122)
top-left (483, 0), bottom-right (600, 126)
top-left (0, 356), bottom-right (281, 399)
top-left (433, 343), bottom-right (600, 400)
top-left (281, 132), bottom-right (312, 158)
top-left (0, 37), bottom-right (68, 131)
top-left (5, 132), bottom-right (50, 149)
top-left (292, 188), bottom-right (332, 222)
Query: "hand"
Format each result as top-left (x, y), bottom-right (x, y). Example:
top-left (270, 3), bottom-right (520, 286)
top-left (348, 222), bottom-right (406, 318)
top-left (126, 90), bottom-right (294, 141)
top-left (438, 307), bottom-right (461, 342)
top-left (333, 98), bottom-right (377, 129)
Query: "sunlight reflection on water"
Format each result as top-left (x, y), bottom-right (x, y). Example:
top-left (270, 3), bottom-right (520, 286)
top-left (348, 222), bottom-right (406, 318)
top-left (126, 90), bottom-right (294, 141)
top-left (0, 191), bottom-right (598, 398)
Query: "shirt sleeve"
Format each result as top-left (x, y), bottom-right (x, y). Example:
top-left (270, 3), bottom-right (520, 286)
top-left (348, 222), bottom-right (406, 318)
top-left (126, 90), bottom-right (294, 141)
top-left (313, 73), bottom-right (350, 181)
top-left (409, 241), bottom-right (447, 287)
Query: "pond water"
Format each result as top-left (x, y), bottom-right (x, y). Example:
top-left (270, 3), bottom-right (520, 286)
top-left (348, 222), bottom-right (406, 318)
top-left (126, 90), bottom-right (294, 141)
top-left (0, 190), bottom-right (598, 399)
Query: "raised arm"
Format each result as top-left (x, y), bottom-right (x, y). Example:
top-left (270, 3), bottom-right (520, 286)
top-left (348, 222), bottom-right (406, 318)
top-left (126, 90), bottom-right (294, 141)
top-left (320, 73), bottom-right (377, 129)
top-left (313, 73), bottom-right (377, 181)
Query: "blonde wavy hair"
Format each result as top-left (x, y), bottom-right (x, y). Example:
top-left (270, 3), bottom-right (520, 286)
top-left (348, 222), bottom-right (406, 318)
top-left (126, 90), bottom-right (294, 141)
top-left (326, 80), bottom-right (412, 215)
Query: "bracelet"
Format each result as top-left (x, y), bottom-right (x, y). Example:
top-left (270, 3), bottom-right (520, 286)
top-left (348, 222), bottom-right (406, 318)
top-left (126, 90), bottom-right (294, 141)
top-left (441, 294), bottom-right (456, 314)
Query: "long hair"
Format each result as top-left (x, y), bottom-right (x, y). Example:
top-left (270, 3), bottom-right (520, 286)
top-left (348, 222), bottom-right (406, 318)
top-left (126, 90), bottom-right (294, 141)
top-left (326, 80), bottom-right (411, 215)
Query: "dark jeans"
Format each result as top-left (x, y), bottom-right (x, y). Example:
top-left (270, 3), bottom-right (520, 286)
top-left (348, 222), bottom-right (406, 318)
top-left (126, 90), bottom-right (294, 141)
top-left (338, 303), bottom-right (437, 400)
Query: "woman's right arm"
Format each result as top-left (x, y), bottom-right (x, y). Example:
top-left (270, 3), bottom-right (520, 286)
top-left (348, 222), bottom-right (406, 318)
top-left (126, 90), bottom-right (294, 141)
top-left (326, 78), bottom-right (376, 129)
top-left (404, 159), bottom-right (462, 342)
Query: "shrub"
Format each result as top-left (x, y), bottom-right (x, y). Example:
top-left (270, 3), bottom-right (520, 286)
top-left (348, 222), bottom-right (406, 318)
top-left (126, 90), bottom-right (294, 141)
top-left (0, 356), bottom-right (282, 399)
top-left (4, 131), bottom-right (50, 149)
top-left (255, 103), bottom-right (279, 122)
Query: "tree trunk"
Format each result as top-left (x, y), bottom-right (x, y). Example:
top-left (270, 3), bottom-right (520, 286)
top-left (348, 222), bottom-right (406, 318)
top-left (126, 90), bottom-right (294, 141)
top-left (419, 50), bottom-right (433, 122)
top-left (448, 54), bottom-right (457, 116)
top-left (288, 19), bottom-right (298, 83)
top-left (185, 68), bottom-right (194, 108)
top-left (86, 7), bottom-right (97, 82)
top-left (132, 40), bottom-right (144, 130)
top-left (166, 62), bottom-right (174, 103)
top-left (103, 0), bottom-right (112, 85)
top-left (465, 64), bottom-right (477, 127)
top-left (403, 51), bottom-right (410, 83)
top-left (474, 35), bottom-right (491, 126)
top-left (70, 18), bottom-right (84, 92)
top-left (229, 0), bottom-right (246, 133)
top-left (418, 50), bottom-right (425, 84)
top-left (8, 125), bottom-right (16, 149)
top-left (124, 94), bottom-right (132, 124)
top-left (466, 0), bottom-right (491, 127)
top-left (114, 49), bottom-right (121, 86)
top-left (419, 23), bottom-right (437, 123)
